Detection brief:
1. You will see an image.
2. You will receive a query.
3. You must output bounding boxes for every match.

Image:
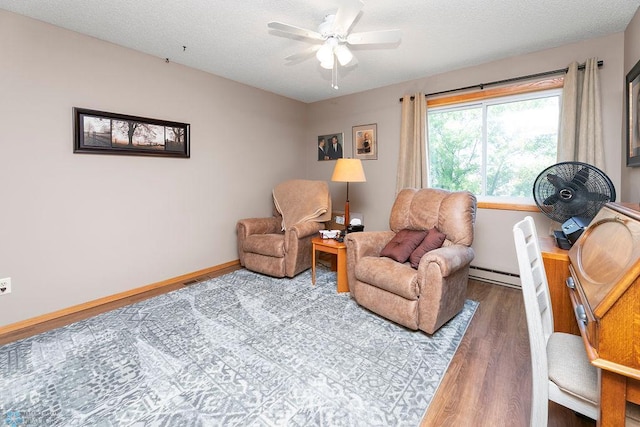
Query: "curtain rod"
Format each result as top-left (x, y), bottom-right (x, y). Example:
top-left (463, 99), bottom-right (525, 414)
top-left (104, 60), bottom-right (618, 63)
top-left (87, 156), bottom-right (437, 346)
top-left (399, 60), bottom-right (604, 102)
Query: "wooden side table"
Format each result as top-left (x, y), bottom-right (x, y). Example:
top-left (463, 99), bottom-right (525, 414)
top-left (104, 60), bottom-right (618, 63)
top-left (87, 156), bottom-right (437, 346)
top-left (539, 236), bottom-right (580, 336)
top-left (311, 237), bottom-right (349, 293)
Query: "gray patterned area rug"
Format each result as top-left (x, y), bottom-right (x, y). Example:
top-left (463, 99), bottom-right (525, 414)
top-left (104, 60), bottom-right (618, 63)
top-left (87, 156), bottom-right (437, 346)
top-left (1, 267), bottom-right (477, 427)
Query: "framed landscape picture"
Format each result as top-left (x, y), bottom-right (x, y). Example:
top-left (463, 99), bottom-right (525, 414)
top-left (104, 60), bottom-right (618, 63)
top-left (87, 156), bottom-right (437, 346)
top-left (627, 59), bottom-right (640, 167)
top-left (352, 123), bottom-right (377, 160)
top-left (74, 108), bottom-right (190, 158)
top-left (317, 132), bottom-right (344, 161)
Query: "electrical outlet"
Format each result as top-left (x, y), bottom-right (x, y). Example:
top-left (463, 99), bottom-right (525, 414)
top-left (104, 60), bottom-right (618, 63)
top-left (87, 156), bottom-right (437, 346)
top-left (0, 277), bottom-right (11, 295)
top-left (335, 215), bottom-right (345, 225)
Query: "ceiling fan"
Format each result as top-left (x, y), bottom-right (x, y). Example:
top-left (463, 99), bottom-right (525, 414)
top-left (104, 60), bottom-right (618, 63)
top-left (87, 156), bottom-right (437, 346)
top-left (267, 0), bottom-right (401, 89)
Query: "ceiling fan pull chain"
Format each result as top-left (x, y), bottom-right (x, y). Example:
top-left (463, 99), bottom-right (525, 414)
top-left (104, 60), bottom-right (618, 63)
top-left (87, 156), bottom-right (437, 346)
top-left (332, 56), bottom-right (339, 90)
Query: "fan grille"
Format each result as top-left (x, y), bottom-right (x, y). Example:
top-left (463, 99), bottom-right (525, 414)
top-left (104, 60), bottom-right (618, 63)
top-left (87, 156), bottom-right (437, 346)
top-left (533, 161), bottom-right (616, 223)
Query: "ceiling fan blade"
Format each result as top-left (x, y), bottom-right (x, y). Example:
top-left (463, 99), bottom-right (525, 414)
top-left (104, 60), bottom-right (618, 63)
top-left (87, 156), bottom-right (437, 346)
top-left (267, 21), bottom-right (324, 41)
top-left (332, 0), bottom-right (364, 35)
top-left (347, 29), bottom-right (401, 45)
top-left (285, 45), bottom-right (321, 62)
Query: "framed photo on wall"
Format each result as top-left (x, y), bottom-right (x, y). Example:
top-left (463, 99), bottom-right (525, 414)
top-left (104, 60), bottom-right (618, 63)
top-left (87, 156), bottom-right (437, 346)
top-left (352, 123), bottom-right (377, 160)
top-left (74, 108), bottom-right (190, 158)
top-left (317, 132), bottom-right (344, 161)
top-left (626, 59), bottom-right (640, 167)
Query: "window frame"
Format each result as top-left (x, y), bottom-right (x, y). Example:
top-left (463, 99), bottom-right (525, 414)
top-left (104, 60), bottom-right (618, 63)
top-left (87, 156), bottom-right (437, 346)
top-left (426, 76), bottom-right (564, 209)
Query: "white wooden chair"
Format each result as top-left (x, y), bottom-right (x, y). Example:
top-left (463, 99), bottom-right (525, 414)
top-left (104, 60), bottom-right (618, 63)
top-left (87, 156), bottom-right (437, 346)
top-left (513, 216), bottom-right (640, 426)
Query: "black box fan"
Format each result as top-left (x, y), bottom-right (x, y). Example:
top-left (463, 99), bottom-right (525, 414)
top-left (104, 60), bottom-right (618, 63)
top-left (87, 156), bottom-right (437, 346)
top-left (532, 161), bottom-right (616, 249)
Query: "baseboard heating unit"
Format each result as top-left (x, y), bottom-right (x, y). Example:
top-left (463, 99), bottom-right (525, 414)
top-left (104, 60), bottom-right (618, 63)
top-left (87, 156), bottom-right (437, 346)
top-left (469, 265), bottom-right (521, 288)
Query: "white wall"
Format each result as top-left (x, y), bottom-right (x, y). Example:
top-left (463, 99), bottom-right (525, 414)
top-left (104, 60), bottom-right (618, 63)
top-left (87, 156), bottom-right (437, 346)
top-left (0, 10), bottom-right (308, 326)
top-left (623, 6), bottom-right (640, 202)
top-left (305, 33), bottom-right (625, 275)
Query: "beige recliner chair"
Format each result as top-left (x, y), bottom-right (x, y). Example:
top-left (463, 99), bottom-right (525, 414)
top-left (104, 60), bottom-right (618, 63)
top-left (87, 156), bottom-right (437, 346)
top-left (345, 188), bottom-right (477, 334)
top-left (237, 180), bottom-right (331, 278)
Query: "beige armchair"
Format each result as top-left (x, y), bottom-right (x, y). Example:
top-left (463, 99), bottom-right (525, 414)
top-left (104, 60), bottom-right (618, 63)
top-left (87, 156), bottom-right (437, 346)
top-left (345, 188), bottom-right (477, 334)
top-left (237, 180), bottom-right (331, 278)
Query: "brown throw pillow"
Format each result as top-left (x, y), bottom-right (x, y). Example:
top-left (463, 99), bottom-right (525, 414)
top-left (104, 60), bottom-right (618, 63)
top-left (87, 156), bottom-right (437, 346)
top-left (380, 229), bottom-right (428, 263)
top-left (409, 227), bottom-right (446, 268)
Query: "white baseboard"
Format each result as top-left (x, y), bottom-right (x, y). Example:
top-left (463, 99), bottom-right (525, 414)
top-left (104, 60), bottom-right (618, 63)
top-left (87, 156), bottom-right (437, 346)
top-left (469, 266), bottom-right (521, 288)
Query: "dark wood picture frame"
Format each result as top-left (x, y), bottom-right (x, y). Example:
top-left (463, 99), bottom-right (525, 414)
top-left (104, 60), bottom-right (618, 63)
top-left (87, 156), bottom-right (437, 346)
top-left (626, 59), bottom-right (640, 167)
top-left (74, 108), bottom-right (190, 158)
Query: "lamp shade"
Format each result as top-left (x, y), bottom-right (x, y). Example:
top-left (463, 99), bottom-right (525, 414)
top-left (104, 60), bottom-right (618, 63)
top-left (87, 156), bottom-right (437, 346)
top-left (331, 158), bottom-right (366, 182)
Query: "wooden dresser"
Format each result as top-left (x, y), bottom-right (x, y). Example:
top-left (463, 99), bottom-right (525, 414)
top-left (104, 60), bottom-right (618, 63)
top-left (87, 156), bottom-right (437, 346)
top-left (566, 202), bottom-right (640, 426)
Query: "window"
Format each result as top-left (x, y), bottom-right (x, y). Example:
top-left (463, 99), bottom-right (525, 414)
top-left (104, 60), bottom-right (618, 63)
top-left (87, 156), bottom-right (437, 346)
top-left (427, 89), bottom-right (561, 199)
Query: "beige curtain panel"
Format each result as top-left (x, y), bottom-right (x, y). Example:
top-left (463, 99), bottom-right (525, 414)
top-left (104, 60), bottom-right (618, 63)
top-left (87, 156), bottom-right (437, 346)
top-left (397, 93), bottom-right (428, 193)
top-left (558, 58), bottom-right (605, 171)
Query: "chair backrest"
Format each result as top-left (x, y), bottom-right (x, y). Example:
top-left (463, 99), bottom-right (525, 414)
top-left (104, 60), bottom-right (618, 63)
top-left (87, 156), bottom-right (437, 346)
top-left (272, 179), bottom-right (331, 230)
top-left (389, 188), bottom-right (476, 246)
top-left (513, 216), bottom-right (555, 427)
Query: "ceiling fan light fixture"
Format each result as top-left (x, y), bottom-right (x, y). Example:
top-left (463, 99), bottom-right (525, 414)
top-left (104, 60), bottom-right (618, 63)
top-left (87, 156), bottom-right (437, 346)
top-left (316, 42), bottom-right (334, 63)
top-left (268, 0), bottom-right (401, 90)
top-left (320, 55), bottom-right (335, 70)
top-left (335, 44), bottom-right (353, 66)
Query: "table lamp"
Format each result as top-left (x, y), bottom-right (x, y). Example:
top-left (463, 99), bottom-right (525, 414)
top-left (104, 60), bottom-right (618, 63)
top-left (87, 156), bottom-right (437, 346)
top-left (331, 158), bottom-right (366, 229)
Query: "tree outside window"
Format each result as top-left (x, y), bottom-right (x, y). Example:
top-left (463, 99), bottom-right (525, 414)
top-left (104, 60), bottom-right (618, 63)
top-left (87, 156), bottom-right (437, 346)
top-left (427, 91), bottom-right (560, 199)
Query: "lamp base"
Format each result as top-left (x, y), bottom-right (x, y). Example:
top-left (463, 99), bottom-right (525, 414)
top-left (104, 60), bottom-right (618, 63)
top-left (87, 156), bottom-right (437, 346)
top-left (344, 200), bottom-right (350, 233)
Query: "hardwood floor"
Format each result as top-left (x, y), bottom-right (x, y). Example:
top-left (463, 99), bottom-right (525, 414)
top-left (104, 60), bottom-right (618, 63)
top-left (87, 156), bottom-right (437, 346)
top-left (422, 279), bottom-right (595, 427)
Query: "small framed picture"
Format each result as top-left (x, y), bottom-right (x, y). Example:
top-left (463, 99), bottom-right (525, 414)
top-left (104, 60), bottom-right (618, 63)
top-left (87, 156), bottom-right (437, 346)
top-left (317, 132), bottom-right (344, 161)
top-left (352, 124), bottom-right (377, 160)
top-left (626, 59), bottom-right (640, 167)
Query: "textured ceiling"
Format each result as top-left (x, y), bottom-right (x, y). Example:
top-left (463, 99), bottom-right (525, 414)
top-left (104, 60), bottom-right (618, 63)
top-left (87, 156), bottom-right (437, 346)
top-left (1, 0), bottom-right (639, 103)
